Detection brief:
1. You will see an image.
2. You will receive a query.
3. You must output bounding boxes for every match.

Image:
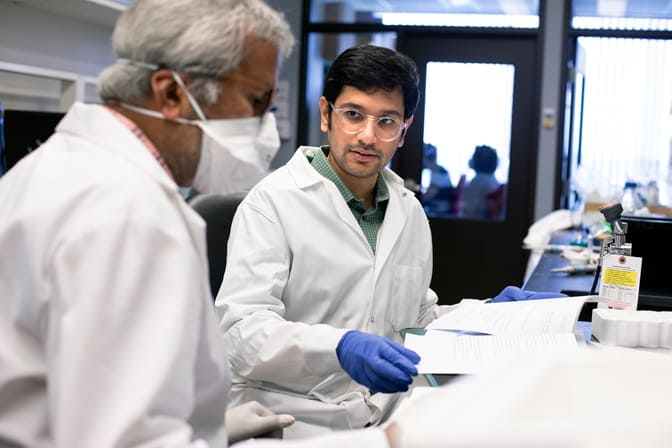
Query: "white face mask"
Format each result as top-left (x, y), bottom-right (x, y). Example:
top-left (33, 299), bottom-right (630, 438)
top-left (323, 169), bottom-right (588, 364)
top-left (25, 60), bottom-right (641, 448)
top-left (118, 70), bottom-right (281, 194)
top-left (192, 112), bottom-right (280, 194)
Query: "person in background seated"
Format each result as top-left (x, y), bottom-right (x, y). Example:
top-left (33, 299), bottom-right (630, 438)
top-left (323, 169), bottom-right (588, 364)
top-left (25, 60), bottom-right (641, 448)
top-left (216, 44), bottom-right (564, 440)
top-left (462, 144), bottom-right (502, 219)
top-left (421, 142), bottom-right (453, 214)
top-left (0, 1), bottom-right (400, 446)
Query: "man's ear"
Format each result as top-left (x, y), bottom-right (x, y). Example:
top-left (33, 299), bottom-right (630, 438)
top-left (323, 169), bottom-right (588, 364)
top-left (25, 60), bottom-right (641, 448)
top-left (397, 116), bottom-right (413, 147)
top-left (319, 96), bottom-right (330, 133)
top-left (150, 69), bottom-right (191, 121)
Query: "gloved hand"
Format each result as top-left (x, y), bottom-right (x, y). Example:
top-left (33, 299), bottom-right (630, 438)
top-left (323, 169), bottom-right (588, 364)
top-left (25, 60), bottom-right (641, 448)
top-left (492, 285), bottom-right (568, 303)
top-left (225, 401), bottom-right (295, 444)
top-left (336, 330), bottom-right (420, 393)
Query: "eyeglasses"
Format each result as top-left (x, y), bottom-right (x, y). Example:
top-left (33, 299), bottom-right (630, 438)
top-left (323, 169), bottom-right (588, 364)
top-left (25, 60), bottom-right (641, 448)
top-left (329, 103), bottom-right (406, 142)
top-left (124, 60), bottom-right (276, 116)
top-left (222, 72), bottom-right (275, 116)
top-left (190, 70), bottom-right (274, 116)
top-left (225, 72), bottom-right (275, 116)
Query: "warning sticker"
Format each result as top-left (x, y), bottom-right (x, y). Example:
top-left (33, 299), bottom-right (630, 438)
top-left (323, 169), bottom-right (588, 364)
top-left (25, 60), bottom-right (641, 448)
top-left (602, 268), bottom-right (638, 287)
top-left (598, 254), bottom-right (642, 311)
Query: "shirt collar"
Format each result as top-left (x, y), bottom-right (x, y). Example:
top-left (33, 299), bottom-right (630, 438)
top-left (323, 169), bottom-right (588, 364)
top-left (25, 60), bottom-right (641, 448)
top-left (308, 146), bottom-right (389, 209)
top-left (105, 105), bottom-right (176, 182)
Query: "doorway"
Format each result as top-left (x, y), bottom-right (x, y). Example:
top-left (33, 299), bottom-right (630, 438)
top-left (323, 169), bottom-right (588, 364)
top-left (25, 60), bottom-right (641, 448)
top-left (396, 32), bottom-right (539, 303)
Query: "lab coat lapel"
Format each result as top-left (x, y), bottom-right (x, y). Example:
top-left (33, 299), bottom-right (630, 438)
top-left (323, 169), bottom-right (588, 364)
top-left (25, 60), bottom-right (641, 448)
top-left (289, 146), bottom-right (371, 250)
top-left (58, 103), bottom-right (176, 192)
top-left (374, 170), bottom-right (410, 280)
top-left (59, 103), bottom-right (208, 265)
top-left (328, 183), bottom-right (372, 249)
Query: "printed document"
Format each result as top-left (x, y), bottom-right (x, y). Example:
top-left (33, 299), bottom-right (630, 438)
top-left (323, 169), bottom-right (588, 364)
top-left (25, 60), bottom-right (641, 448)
top-left (406, 297), bottom-right (587, 374)
top-left (427, 296), bottom-right (586, 334)
top-left (406, 331), bottom-right (578, 374)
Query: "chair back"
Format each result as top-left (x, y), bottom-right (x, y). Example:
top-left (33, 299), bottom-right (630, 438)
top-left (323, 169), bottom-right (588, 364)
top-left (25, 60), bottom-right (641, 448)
top-left (486, 184), bottom-right (506, 220)
top-left (450, 174), bottom-right (467, 215)
top-left (189, 192), bottom-right (246, 298)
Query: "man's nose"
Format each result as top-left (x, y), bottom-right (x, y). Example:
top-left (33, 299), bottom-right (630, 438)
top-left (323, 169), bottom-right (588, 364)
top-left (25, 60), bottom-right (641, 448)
top-left (357, 117), bottom-right (378, 143)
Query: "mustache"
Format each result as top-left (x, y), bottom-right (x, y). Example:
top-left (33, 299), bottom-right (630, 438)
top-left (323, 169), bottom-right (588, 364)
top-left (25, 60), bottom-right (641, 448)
top-left (346, 144), bottom-right (381, 157)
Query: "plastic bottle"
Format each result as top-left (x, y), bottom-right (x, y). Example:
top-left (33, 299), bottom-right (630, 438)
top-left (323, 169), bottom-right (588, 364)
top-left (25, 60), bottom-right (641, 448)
top-left (644, 180), bottom-right (659, 206)
top-left (620, 181), bottom-right (644, 214)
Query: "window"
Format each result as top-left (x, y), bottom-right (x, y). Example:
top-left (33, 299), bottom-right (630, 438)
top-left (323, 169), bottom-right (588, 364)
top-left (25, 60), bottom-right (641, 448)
top-left (567, 1), bottom-right (672, 207)
top-left (421, 61), bottom-right (513, 220)
top-left (573, 37), bottom-right (672, 204)
top-left (308, 0), bottom-right (539, 27)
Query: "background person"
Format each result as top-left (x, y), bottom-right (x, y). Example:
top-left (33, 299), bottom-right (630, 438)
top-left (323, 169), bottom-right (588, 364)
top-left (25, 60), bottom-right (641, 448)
top-left (461, 144), bottom-right (502, 219)
top-left (421, 142), bottom-right (453, 214)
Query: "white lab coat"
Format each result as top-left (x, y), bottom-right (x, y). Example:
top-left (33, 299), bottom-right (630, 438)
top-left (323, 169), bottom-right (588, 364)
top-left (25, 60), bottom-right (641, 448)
top-left (0, 104), bottom-right (389, 448)
top-left (217, 146), bottom-right (440, 437)
top-left (0, 103), bottom-right (230, 447)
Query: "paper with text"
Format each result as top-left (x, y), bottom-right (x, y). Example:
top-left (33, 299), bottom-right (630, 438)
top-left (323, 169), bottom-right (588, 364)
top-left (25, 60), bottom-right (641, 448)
top-left (405, 331), bottom-right (579, 374)
top-left (427, 297), bottom-right (587, 334)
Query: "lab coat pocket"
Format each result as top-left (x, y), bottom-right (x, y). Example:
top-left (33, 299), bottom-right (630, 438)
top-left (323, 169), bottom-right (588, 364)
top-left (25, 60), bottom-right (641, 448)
top-left (389, 265), bottom-right (423, 332)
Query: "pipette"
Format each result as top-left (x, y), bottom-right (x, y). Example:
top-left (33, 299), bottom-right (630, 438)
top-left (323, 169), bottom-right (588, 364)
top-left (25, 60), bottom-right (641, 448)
top-left (550, 264), bottom-right (597, 275)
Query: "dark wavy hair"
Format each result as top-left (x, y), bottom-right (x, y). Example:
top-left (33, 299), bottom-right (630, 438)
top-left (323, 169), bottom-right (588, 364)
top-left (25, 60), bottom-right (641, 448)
top-left (470, 145), bottom-right (499, 174)
top-left (322, 44), bottom-right (420, 120)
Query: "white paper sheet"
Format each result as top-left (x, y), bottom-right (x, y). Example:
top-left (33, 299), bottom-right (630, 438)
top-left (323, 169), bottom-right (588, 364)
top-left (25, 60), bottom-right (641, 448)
top-left (427, 296), bottom-right (587, 334)
top-left (405, 331), bottom-right (578, 374)
top-left (387, 349), bottom-right (672, 447)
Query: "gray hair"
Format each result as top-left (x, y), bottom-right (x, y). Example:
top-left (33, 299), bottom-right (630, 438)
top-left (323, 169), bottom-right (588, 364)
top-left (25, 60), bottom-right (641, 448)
top-left (98, 0), bottom-right (294, 105)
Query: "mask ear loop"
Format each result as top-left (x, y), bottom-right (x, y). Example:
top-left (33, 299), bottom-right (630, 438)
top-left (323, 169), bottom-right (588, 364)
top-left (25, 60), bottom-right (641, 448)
top-left (171, 72), bottom-right (208, 121)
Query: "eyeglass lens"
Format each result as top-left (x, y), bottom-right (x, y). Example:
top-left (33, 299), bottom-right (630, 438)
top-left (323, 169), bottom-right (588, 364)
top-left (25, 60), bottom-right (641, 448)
top-left (331, 105), bottom-right (403, 141)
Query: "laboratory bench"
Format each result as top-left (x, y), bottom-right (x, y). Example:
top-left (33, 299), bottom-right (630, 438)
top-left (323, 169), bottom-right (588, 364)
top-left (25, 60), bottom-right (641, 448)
top-left (523, 228), bottom-right (672, 316)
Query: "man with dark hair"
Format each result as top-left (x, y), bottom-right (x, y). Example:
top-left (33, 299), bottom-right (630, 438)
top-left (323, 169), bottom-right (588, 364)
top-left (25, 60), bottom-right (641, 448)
top-left (216, 44), bottom-right (563, 438)
top-left (216, 44), bottom-right (432, 437)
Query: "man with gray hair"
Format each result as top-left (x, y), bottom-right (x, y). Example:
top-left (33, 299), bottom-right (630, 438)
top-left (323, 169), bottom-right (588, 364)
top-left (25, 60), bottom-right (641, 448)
top-left (0, 1), bottom-right (398, 446)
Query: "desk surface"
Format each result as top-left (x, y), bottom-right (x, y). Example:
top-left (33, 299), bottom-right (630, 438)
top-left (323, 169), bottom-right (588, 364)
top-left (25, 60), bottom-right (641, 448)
top-left (523, 229), bottom-right (672, 311)
top-left (523, 230), bottom-right (595, 293)
top-left (523, 248), bottom-right (597, 296)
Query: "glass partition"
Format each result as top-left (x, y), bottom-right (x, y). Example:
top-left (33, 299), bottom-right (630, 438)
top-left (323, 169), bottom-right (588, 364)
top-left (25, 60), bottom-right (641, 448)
top-left (573, 0), bottom-right (672, 30)
top-left (309, 0), bottom-right (539, 27)
top-left (566, 1), bottom-right (672, 209)
top-left (421, 61), bottom-right (513, 221)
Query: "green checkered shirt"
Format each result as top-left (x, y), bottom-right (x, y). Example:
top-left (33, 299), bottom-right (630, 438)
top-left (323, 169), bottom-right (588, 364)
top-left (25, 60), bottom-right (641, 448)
top-left (308, 146), bottom-right (389, 253)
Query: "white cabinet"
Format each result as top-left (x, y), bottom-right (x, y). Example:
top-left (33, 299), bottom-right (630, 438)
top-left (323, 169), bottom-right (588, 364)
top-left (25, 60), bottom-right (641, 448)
top-left (20, 0), bottom-right (128, 28)
top-left (0, 62), bottom-right (99, 112)
top-left (0, 1), bottom-right (126, 111)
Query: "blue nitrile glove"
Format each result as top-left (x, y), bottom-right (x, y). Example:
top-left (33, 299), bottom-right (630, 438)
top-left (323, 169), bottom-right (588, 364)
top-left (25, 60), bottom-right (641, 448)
top-left (336, 330), bottom-right (420, 393)
top-left (492, 285), bottom-right (568, 303)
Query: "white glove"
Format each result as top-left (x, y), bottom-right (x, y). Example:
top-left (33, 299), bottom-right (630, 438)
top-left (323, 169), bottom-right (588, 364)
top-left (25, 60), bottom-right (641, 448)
top-left (226, 401), bottom-right (295, 444)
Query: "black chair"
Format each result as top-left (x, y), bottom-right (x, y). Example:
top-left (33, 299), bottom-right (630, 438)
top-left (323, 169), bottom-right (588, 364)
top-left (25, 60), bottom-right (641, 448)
top-left (188, 192), bottom-right (246, 298)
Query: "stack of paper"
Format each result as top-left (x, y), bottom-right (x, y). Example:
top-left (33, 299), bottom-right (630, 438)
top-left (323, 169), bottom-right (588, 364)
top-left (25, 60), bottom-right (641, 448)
top-left (404, 297), bottom-right (587, 374)
top-left (387, 348), bottom-right (672, 447)
top-left (592, 308), bottom-right (672, 348)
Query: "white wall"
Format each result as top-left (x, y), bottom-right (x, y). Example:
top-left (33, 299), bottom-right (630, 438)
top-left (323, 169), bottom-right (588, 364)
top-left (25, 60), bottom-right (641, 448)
top-left (0, 3), bottom-right (115, 76)
top-left (534, 0), bottom-right (566, 221)
top-left (0, 2), bottom-right (116, 111)
top-left (0, 0), bottom-right (303, 163)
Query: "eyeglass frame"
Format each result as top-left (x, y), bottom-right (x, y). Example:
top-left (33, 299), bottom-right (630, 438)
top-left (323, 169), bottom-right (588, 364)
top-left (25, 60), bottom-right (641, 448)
top-left (328, 102), bottom-right (408, 142)
top-left (178, 68), bottom-right (275, 116)
top-left (223, 72), bottom-right (275, 116)
top-left (120, 60), bottom-right (276, 116)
